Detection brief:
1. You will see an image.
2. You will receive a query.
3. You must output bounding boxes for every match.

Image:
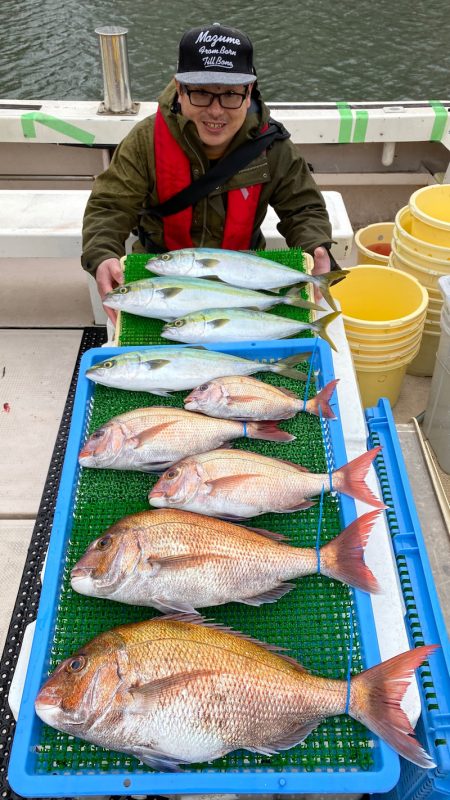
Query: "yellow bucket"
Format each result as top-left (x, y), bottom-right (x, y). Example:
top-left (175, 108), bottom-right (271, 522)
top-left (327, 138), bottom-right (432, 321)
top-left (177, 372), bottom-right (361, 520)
top-left (353, 352), bottom-right (420, 407)
top-left (330, 265), bottom-right (429, 329)
top-left (330, 265), bottom-right (428, 406)
top-left (389, 245), bottom-right (444, 291)
top-left (392, 230), bottom-right (450, 274)
top-left (409, 185), bottom-right (450, 246)
top-left (395, 206), bottom-right (450, 261)
top-left (407, 329), bottom-right (441, 376)
top-left (354, 222), bottom-right (394, 266)
top-left (347, 327), bottom-right (423, 356)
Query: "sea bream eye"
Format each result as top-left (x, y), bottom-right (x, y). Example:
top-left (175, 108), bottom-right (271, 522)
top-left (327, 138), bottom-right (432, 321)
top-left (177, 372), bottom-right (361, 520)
top-left (166, 467), bottom-right (180, 479)
top-left (198, 383), bottom-right (210, 392)
top-left (66, 655), bottom-right (86, 674)
top-left (96, 535), bottom-right (112, 550)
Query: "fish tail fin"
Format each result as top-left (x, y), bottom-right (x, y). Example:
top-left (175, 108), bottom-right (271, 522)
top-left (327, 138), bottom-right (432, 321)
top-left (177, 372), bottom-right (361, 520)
top-left (284, 287), bottom-right (324, 312)
top-left (335, 446), bottom-right (387, 509)
top-left (320, 510), bottom-right (381, 592)
top-left (350, 644), bottom-right (439, 768)
top-left (307, 378), bottom-right (339, 419)
top-left (246, 421), bottom-right (296, 442)
top-left (313, 270), bottom-right (350, 311)
top-left (271, 353), bottom-right (311, 381)
top-left (310, 311), bottom-right (341, 352)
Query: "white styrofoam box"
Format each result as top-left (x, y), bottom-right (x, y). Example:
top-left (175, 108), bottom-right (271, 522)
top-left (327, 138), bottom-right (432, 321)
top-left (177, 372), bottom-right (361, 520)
top-left (261, 191), bottom-right (354, 261)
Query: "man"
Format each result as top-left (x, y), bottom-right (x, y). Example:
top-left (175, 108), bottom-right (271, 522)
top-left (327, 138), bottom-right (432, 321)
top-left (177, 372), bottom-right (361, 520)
top-left (82, 22), bottom-right (335, 323)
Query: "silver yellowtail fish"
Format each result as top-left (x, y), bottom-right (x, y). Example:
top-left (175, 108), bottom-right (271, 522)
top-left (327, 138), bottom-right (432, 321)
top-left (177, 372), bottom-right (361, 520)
top-left (145, 248), bottom-right (347, 310)
top-left (162, 309), bottom-right (340, 350)
top-left (85, 347), bottom-right (311, 395)
top-left (78, 407), bottom-right (294, 472)
top-left (103, 276), bottom-right (322, 320)
top-left (35, 614), bottom-right (437, 770)
top-left (71, 508), bottom-right (381, 611)
top-left (149, 446), bottom-right (386, 519)
top-left (185, 376), bottom-right (340, 421)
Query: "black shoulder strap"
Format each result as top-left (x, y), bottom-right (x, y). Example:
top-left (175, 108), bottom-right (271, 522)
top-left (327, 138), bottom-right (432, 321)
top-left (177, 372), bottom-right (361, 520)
top-left (147, 118), bottom-right (290, 220)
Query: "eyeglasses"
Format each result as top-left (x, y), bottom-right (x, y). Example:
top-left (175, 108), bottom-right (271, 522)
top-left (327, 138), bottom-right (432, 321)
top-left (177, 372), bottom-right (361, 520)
top-left (183, 86), bottom-right (248, 109)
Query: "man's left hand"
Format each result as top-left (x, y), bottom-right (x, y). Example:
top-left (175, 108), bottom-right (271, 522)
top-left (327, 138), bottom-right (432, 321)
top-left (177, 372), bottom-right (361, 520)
top-left (312, 246), bottom-right (331, 276)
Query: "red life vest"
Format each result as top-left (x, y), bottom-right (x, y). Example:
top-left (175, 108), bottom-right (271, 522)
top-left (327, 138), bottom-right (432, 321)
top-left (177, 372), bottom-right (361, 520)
top-left (154, 108), bottom-right (265, 251)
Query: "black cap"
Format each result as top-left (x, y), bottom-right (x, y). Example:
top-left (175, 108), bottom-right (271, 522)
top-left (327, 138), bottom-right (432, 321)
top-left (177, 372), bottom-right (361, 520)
top-left (175, 22), bottom-right (256, 86)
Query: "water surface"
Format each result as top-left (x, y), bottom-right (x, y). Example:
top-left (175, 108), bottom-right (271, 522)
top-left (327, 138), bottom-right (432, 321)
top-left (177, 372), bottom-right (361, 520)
top-left (1, 0), bottom-right (449, 102)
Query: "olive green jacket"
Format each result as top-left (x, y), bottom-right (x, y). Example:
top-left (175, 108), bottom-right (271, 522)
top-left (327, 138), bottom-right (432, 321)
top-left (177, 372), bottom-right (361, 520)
top-left (81, 81), bottom-right (332, 276)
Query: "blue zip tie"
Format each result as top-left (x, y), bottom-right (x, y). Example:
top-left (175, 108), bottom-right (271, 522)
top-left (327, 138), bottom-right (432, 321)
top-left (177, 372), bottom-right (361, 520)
top-left (302, 338), bottom-right (319, 412)
top-left (242, 422), bottom-right (247, 437)
top-left (344, 611), bottom-right (354, 715)
top-left (315, 485), bottom-right (325, 574)
top-left (318, 405), bottom-right (334, 493)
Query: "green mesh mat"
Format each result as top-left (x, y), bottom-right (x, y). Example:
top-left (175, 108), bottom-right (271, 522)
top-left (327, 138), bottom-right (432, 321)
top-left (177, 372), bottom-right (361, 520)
top-left (117, 248), bottom-right (313, 346)
top-left (36, 354), bottom-right (375, 776)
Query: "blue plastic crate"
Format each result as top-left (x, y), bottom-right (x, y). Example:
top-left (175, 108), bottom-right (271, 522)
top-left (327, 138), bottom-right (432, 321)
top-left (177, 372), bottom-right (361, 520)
top-left (367, 398), bottom-right (450, 800)
top-left (8, 340), bottom-right (400, 796)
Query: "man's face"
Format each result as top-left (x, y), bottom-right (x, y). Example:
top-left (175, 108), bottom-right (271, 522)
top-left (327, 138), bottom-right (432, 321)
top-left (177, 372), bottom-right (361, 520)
top-left (175, 81), bottom-right (253, 158)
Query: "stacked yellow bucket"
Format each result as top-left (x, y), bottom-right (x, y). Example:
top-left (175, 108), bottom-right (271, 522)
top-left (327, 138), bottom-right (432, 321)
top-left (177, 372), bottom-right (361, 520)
top-left (331, 265), bottom-right (428, 407)
top-left (390, 184), bottom-right (450, 375)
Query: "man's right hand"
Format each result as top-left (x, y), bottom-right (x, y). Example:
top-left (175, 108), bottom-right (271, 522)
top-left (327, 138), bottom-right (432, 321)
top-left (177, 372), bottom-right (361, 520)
top-left (95, 258), bottom-right (124, 325)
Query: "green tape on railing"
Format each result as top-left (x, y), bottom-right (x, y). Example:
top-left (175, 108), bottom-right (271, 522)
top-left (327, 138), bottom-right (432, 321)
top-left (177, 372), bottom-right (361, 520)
top-left (336, 102), bottom-right (353, 144)
top-left (21, 112), bottom-right (95, 144)
top-left (353, 110), bottom-right (369, 143)
top-left (429, 101), bottom-right (448, 142)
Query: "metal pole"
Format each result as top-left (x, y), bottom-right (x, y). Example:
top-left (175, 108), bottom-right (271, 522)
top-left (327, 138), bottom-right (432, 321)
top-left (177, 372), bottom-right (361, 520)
top-left (95, 26), bottom-right (137, 114)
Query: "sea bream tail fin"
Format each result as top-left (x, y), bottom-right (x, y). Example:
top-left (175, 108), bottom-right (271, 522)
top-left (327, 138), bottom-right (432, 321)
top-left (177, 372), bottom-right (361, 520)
top-left (269, 353), bottom-right (313, 382)
top-left (320, 510), bottom-right (381, 593)
top-left (350, 644), bottom-right (439, 768)
top-left (306, 378), bottom-right (339, 419)
top-left (310, 311), bottom-right (341, 352)
top-left (335, 446), bottom-right (387, 509)
top-left (311, 269), bottom-right (350, 311)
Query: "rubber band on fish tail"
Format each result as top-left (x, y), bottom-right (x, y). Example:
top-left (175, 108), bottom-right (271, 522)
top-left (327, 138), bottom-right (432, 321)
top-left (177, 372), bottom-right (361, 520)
top-left (318, 405), bottom-right (334, 493)
top-left (315, 485), bottom-right (325, 575)
top-left (345, 611), bottom-right (355, 715)
top-left (302, 338), bottom-right (318, 412)
top-left (242, 422), bottom-right (248, 437)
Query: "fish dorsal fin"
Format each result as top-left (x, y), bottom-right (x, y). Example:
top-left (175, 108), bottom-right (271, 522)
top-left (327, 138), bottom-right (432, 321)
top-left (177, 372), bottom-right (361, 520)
top-left (276, 458), bottom-right (310, 471)
top-left (245, 525), bottom-right (289, 542)
top-left (135, 421), bottom-right (177, 445)
top-left (205, 474), bottom-right (260, 493)
top-left (197, 258), bottom-right (221, 268)
top-left (276, 386), bottom-right (300, 399)
top-left (160, 613), bottom-right (305, 668)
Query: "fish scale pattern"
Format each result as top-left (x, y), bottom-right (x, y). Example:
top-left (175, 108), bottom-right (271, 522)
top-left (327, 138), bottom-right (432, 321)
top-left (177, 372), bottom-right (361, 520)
top-left (36, 351), bottom-right (375, 775)
top-left (117, 248), bottom-right (313, 346)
